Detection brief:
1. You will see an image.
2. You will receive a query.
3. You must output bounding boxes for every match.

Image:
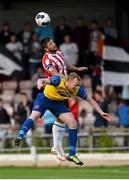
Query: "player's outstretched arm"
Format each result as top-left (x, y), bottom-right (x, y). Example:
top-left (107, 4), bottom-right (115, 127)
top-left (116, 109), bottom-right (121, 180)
top-left (86, 96), bottom-right (112, 122)
top-left (66, 64), bottom-right (88, 72)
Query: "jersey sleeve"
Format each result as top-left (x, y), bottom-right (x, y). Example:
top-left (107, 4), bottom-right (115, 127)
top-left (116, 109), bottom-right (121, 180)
top-left (77, 86), bottom-right (87, 100)
top-left (50, 75), bottom-right (61, 87)
top-left (43, 59), bottom-right (55, 72)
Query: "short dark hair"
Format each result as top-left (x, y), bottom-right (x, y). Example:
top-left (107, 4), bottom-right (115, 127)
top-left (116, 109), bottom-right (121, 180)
top-left (40, 37), bottom-right (51, 50)
top-left (20, 92), bottom-right (27, 96)
top-left (106, 17), bottom-right (113, 21)
top-left (77, 16), bottom-right (84, 21)
top-left (3, 22), bottom-right (9, 26)
top-left (94, 90), bottom-right (102, 96)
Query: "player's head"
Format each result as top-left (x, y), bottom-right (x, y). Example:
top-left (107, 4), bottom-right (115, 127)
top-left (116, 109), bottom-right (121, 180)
top-left (93, 90), bottom-right (103, 102)
top-left (66, 72), bottom-right (81, 92)
top-left (20, 92), bottom-right (29, 103)
top-left (41, 37), bottom-right (57, 52)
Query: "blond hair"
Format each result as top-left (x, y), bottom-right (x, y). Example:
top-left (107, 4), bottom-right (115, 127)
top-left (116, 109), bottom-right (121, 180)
top-left (67, 72), bottom-right (81, 82)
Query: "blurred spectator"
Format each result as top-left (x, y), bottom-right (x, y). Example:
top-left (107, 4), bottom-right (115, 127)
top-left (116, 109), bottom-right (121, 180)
top-left (78, 109), bottom-right (94, 131)
top-left (116, 99), bottom-right (129, 128)
top-left (5, 34), bottom-right (23, 61)
top-left (59, 34), bottom-right (79, 66)
top-left (31, 67), bottom-right (44, 101)
top-left (34, 23), bottom-right (54, 41)
top-left (54, 16), bottom-right (72, 47)
top-left (96, 84), bottom-right (103, 92)
top-left (116, 99), bottom-right (129, 146)
top-left (18, 22), bottom-right (33, 79)
top-left (93, 90), bottom-right (108, 127)
top-left (15, 92), bottom-right (33, 147)
top-left (0, 22), bottom-right (14, 45)
top-left (0, 98), bottom-right (11, 149)
top-left (78, 109), bottom-right (87, 131)
top-left (73, 17), bottom-right (89, 51)
top-left (88, 20), bottom-right (100, 66)
top-left (0, 98), bottom-right (10, 125)
top-left (92, 64), bottom-right (102, 91)
top-left (81, 74), bottom-right (91, 87)
top-left (42, 110), bottom-right (56, 134)
top-left (42, 110), bottom-right (56, 147)
top-left (18, 22), bottom-right (33, 50)
top-left (15, 92), bottom-right (33, 125)
top-left (78, 108), bottom-right (95, 147)
top-left (96, 27), bottom-right (105, 58)
top-left (89, 20), bottom-right (99, 54)
top-left (104, 17), bottom-right (118, 39)
top-left (72, 17), bottom-right (89, 67)
top-left (121, 85), bottom-right (129, 103)
top-left (18, 22), bottom-right (33, 49)
top-left (89, 20), bottom-right (99, 57)
top-left (29, 32), bottom-right (41, 77)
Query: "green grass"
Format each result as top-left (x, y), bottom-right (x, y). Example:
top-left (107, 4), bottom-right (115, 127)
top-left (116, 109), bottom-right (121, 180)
top-left (0, 166), bottom-right (129, 179)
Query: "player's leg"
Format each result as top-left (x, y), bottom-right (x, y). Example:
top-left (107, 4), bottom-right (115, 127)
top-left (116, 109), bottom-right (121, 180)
top-left (15, 111), bottom-right (41, 146)
top-left (51, 118), bottom-right (66, 160)
top-left (59, 112), bottom-right (83, 166)
top-left (51, 101), bottom-right (83, 165)
top-left (59, 112), bottom-right (78, 155)
top-left (15, 93), bottom-right (46, 146)
top-left (41, 109), bottom-right (66, 160)
top-left (51, 100), bottom-right (69, 159)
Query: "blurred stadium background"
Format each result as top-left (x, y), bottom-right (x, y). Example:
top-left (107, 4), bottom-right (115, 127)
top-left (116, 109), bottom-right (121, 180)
top-left (0, 0), bottom-right (129, 178)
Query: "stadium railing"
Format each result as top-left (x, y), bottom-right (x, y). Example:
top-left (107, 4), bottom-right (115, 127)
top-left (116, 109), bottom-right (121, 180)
top-left (0, 125), bottom-right (129, 153)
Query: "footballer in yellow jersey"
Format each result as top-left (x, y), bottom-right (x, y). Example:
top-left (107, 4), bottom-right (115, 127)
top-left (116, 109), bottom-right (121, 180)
top-left (15, 72), bottom-right (112, 166)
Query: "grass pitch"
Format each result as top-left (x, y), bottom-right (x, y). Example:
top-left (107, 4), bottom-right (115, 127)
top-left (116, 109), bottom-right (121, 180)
top-left (0, 166), bottom-right (129, 179)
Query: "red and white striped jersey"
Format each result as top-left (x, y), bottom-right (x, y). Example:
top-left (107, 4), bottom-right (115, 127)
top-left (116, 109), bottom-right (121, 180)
top-left (42, 50), bottom-right (67, 78)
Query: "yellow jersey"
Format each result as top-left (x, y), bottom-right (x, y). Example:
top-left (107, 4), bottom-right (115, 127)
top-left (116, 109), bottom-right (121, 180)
top-left (43, 75), bottom-right (87, 101)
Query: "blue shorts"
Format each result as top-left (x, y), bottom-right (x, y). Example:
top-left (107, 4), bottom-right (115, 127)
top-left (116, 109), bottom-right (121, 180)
top-left (32, 93), bottom-right (70, 117)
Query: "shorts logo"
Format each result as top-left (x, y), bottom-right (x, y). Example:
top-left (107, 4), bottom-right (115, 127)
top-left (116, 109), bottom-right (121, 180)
top-left (34, 105), bottom-right (40, 109)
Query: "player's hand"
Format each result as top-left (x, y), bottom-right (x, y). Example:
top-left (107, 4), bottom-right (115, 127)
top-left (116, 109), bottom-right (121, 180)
top-left (15, 137), bottom-right (22, 146)
top-left (37, 79), bottom-right (46, 90)
top-left (100, 112), bottom-right (113, 122)
top-left (77, 67), bottom-right (88, 71)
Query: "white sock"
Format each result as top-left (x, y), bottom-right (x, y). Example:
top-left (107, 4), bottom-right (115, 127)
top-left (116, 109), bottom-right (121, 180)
top-left (52, 121), bottom-right (65, 150)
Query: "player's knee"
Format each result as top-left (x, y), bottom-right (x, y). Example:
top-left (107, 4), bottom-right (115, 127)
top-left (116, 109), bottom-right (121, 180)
top-left (29, 111), bottom-right (41, 121)
top-left (69, 120), bottom-right (77, 129)
top-left (56, 118), bottom-right (64, 123)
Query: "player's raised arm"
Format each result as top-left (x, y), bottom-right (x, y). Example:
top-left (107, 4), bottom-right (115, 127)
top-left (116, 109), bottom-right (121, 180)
top-left (66, 64), bottom-right (88, 72)
top-left (37, 75), bottom-right (61, 90)
top-left (37, 78), bottom-right (51, 89)
top-left (77, 86), bottom-right (112, 122)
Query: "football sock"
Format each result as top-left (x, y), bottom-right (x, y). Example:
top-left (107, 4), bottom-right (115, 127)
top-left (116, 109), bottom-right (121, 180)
top-left (52, 122), bottom-right (65, 149)
top-left (19, 119), bottom-right (34, 138)
top-left (69, 128), bottom-right (78, 156)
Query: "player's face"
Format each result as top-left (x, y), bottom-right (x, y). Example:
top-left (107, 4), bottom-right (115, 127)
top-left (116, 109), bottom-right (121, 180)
top-left (46, 39), bottom-right (57, 52)
top-left (66, 78), bottom-right (80, 92)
